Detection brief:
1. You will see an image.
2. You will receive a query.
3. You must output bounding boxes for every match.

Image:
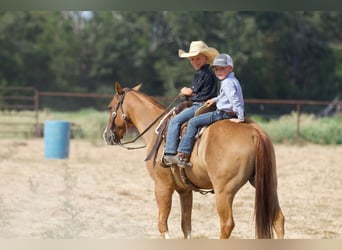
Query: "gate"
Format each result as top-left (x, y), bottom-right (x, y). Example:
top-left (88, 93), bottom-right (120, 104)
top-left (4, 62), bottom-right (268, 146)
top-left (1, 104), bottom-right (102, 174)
top-left (0, 87), bottom-right (40, 138)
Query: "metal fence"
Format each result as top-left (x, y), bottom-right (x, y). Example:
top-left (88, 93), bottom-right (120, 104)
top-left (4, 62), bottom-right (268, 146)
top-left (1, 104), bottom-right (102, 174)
top-left (0, 86), bottom-right (340, 138)
top-left (0, 87), bottom-right (39, 137)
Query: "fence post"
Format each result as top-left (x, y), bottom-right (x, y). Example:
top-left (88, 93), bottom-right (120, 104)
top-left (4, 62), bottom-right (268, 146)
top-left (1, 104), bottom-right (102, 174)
top-left (296, 103), bottom-right (301, 140)
top-left (34, 88), bottom-right (40, 137)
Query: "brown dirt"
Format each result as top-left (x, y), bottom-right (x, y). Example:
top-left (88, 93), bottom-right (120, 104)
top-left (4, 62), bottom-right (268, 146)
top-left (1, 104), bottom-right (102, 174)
top-left (0, 139), bottom-right (341, 239)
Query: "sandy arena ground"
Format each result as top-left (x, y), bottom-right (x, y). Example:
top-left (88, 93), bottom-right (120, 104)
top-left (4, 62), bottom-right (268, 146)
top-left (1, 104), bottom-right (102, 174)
top-left (0, 139), bottom-right (341, 239)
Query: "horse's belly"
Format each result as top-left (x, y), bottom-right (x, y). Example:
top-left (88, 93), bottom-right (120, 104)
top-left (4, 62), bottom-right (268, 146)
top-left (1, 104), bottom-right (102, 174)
top-left (185, 164), bottom-right (213, 189)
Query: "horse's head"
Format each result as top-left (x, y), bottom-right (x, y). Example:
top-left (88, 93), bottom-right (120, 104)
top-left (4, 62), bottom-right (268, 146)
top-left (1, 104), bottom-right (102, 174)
top-left (103, 82), bottom-right (142, 145)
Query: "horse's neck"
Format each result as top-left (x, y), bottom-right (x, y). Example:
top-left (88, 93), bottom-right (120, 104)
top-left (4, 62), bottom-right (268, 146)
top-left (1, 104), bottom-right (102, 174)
top-left (127, 93), bottom-right (165, 145)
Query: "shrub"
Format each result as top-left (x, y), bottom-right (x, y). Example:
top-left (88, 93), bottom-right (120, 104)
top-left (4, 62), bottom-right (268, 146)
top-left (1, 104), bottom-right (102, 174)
top-left (252, 113), bottom-right (342, 145)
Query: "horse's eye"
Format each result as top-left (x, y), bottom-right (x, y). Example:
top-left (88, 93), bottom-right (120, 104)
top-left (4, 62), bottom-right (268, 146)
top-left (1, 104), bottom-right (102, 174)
top-left (112, 111), bottom-right (117, 118)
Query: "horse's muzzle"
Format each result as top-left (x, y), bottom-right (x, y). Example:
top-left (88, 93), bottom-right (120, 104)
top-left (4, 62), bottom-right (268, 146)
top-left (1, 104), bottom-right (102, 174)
top-left (103, 129), bottom-right (120, 145)
top-left (110, 131), bottom-right (121, 144)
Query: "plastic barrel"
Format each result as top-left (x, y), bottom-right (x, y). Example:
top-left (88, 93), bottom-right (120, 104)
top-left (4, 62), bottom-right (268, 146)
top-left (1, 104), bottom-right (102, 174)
top-left (44, 120), bottom-right (71, 159)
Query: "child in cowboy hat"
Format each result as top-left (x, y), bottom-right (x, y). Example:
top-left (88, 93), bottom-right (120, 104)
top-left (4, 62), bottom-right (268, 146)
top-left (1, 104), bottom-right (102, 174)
top-left (163, 41), bottom-right (219, 167)
top-left (169, 53), bottom-right (245, 168)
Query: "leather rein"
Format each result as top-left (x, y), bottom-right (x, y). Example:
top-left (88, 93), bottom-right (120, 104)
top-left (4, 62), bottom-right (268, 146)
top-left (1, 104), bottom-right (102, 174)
top-left (111, 89), bottom-right (215, 195)
top-left (110, 88), bottom-right (179, 150)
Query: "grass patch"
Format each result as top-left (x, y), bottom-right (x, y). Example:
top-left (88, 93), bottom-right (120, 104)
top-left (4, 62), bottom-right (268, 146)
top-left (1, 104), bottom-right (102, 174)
top-left (301, 115), bottom-right (342, 144)
top-left (252, 112), bottom-right (342, 145)
top-left (2, 108), bottom-right (341, 145)
top-left (39, 108), bottom-right (108, 143)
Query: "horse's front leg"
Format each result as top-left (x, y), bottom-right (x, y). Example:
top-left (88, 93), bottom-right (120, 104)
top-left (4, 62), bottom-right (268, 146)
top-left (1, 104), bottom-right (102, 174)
top-left (154, 184), bottom-right (174, 239)
top-left (178, 189), bottom-right (193, 239)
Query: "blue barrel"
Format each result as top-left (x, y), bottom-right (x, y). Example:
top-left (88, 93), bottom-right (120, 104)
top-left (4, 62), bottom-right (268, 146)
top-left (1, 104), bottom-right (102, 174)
top-left (44, 120), bottom-right (71, 159)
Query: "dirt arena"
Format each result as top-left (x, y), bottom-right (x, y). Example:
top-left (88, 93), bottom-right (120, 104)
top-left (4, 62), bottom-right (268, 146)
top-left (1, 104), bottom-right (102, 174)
top-left (0, 139), bottom-right (341, 239)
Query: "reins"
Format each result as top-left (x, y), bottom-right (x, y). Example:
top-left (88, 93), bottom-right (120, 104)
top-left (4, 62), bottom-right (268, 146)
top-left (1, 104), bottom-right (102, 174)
top-left (114, 90), bottom-right (180, 150)
top-left (112, 89), bottom-right (215, 195)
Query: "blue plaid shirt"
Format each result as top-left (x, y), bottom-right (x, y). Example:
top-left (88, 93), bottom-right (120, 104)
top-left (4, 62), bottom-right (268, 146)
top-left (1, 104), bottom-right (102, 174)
top-left (213, 72), bottom-right (244, 121)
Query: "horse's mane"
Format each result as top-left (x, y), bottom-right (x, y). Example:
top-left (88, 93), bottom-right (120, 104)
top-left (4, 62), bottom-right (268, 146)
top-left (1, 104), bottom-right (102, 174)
top-left (127, 87), bottom-right (167, 110)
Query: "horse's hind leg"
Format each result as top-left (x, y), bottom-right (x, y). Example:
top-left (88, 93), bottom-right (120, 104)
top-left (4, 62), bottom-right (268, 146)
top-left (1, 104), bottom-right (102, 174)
top-left (215, 191), bottom-right (235, 239)
top-left (155, 186), bottom-right (174, 239)
top-left (273, 208), bottom-right (285, 239)
top-left (178, 189), bottom-right (193, 239)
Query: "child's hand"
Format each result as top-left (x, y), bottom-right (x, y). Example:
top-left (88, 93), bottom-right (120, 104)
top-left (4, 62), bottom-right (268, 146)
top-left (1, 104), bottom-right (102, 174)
top-left (180, 87), bottom-right (193, 96)
top-left (205, 99), bottom-right (215, 107)
top-left (229, 118), bottom-right (244, 123)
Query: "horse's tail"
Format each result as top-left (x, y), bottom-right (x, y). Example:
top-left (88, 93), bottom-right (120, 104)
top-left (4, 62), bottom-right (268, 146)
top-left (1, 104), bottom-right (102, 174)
top-left (253, 127), bottom-right (279, 239)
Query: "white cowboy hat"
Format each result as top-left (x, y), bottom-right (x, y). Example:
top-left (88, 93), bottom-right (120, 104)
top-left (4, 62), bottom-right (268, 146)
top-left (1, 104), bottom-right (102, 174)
top-left (178, 41), bottom-right (219, 65)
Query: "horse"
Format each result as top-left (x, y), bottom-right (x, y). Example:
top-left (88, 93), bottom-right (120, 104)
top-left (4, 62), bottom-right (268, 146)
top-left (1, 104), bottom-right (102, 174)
top-left (103, 82), bottom-right (285, 239)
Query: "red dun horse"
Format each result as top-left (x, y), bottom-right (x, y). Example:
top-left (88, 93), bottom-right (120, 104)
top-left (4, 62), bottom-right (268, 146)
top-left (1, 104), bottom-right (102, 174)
top-left (103, 82), bottom-right (285, 239)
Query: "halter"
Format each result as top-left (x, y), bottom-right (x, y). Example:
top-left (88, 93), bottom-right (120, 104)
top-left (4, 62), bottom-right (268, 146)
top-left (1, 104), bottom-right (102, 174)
top-left (110, 88), bottom-right (179, 150)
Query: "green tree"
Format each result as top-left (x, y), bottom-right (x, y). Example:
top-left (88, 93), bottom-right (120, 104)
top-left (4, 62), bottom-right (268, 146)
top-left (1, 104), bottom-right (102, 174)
top-left (1, 11), bottom-right (341, 109)
top-left (253, 12), bottom-right (338, 100)
top-left (0, 11), bottom-right (82, 92)
top-left (84, 11), bottom-right (171, 96)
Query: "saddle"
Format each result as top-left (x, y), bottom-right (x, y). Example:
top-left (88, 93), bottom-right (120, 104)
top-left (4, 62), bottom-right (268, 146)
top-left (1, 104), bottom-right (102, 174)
top-left (181, 102), bottom-right (216, 137)
top-left (145, 101), bottom-right (216, 164)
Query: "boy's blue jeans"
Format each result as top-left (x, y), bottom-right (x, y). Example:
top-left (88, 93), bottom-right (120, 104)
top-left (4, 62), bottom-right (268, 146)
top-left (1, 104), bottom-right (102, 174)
top-left (164, 102), bottom-right (203, 155)
top-left (178, 110), bottom-right (231, 155)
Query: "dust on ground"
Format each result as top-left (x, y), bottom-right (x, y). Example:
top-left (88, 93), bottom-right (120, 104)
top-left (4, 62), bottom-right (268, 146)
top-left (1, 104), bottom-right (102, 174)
top-left (0, 139), bottom-right (341, 239)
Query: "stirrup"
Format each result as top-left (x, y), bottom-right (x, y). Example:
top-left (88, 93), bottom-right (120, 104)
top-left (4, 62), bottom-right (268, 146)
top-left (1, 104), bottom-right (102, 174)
top-left (177, 160), bottom-right (192, 168)
top-left (161, 154), bottom-right (179, 168)
top-left (160, 155), bottom-right (171, 168)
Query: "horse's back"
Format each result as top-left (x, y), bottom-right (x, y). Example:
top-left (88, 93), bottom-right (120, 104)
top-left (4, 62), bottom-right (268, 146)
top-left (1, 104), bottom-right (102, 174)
top-left (202, 118), bottom-right (259, 158)
top-left (188, 118), bottom-right (261, 190)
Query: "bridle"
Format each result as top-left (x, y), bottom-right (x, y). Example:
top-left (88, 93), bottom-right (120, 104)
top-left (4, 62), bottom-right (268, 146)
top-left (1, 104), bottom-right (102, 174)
top-left (109, 88), bottom-right (179, 150)
top-left (109, 89), bottom-right (215, 195)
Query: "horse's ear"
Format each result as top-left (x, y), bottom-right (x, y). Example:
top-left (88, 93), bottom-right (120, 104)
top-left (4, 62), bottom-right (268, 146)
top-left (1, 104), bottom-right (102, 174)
top-left (115, 81), bottom-right (123, 95)
top-left (133, 83), bottom-right (143, 91)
